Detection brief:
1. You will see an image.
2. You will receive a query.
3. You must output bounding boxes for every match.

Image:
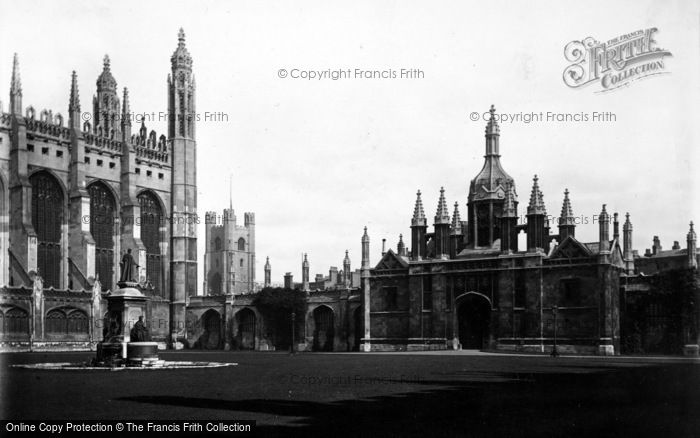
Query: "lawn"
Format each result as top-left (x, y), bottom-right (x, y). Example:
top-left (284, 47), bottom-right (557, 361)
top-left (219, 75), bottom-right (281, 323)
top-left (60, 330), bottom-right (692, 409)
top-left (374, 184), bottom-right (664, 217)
top-left (1, 351), bottom-right (699, 437)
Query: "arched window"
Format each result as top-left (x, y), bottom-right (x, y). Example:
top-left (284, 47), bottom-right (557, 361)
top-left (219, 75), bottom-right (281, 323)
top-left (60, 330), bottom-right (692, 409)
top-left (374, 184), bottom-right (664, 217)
top-left (46, 307), bottom-right (88, 337)
top-left (138, 191), bottom-right (163, 296)
top-left (46, 308), bottom-right (67, 334)
top-left (214, 237), bottom-right (222, 251)
top-left (89, 182), bottom-right (116, 291)
top-left (30, 172), bottom-right (63, 288)
top-left (67, 310), bottom-right (89, 334)
top-left (240, 258), bottom-right (244, 267)
top-left (237, 237), bottom-right (245, 251)
top-left (3, 307), bottom-right (29, 337)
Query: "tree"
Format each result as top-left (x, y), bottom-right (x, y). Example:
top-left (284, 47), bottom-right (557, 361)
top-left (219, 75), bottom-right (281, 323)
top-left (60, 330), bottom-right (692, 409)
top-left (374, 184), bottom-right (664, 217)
top-left (253, 287), bottom-right (307, 349)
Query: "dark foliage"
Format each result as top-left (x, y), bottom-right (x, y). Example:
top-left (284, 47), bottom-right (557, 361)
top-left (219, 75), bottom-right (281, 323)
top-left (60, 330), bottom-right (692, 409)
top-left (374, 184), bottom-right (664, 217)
top-left (621, 268), bottom-right (699, 354)
top-left (252, 287), bottom-right (307, 349)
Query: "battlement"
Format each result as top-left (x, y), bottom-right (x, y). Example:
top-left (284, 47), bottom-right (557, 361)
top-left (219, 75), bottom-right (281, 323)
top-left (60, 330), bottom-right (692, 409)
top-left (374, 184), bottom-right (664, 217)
top-left (131, 125), bottom-right (169, 164)
top-left (83, 131), bottom-right (122, 153)
top-left (0, 107), bottom-right (72, 140)
top-left (244, 212), bottom-right (255, 226)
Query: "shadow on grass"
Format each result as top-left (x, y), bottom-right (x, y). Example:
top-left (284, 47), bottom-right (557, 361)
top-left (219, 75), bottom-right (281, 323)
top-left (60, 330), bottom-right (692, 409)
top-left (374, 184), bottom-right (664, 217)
top-left (117, 364), bottom-right (700, 437)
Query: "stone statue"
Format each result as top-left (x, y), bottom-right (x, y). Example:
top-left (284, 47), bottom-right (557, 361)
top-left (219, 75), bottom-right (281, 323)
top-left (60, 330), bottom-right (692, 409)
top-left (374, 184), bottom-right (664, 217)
top-left (104, 312), bottom-right (122, 342)
top-left (119, 249), bottom-right (139, 284)
top-left (130, 316), bottom-right (149, 342)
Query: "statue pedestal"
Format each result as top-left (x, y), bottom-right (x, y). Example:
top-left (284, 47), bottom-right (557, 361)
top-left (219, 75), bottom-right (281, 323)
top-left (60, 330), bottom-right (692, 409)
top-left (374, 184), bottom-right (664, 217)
top-left (127, 341), bottom-right (160, 366)
top-left (96, 282), bottom-right (149, 363)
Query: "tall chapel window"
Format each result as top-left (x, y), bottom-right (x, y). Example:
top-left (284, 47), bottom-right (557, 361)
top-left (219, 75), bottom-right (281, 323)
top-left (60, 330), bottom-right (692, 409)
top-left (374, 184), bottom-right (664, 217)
top-left (138, 191), bottom-right (163, 296)
top-left (30, 172), bottom-right (63, 288)
top-left (89, 182), bottom-right (115, 291)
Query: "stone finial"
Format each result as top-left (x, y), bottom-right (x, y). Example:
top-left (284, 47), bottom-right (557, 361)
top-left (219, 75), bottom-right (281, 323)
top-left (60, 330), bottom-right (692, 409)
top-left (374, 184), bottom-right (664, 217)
top-left (527, 175), bottom-right (546, 215)
top-left (69, 71), bottom-right (80, 113)
top-left (623, 212), bottom-right (633, 230)
top-left (171, 28), bottom-right (193, 70)
top-left (362, 226), bottom-right (369, 242)
top-left (397, 235), bottom-right (406, 255)
top-left (411, 190), bottom-right (427, 227)
top-left (10, 53), bottom-right (22, 116)
top-left (559, 189), bottom-right (575, 226)
top-left (434, 187), bottom-right (451, 225)
top-left (122, 87), bottom-right (130, 112)
top-left (96, 54), bottom-right (116, 91)
top-left (503, 184), bottom-right (517, 218)
top-left (689, 221), bottom-right (697, 240)
top-left (485, 104), bottom-right (499, 135)
top-left (11, 53), bottom-right (22, 93)
top-left (451, 202), bottom-right (463, 234)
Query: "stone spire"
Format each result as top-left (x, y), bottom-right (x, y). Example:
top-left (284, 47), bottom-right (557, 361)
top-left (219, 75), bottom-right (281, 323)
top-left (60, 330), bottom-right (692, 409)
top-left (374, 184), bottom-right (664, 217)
top-left (688, 221), bottom-right (697, 241)
top-left (343, 250), bottom-right (352, 286)
top-left (96, 55), bottom-right (117, 92)
top-left (558, 189), bottom-right (576, 240)
top-left (343, 250), bottom-right (351, 270)
top-left (451, 202), bottom-right (462, 234)
top-left (527, 175), bottom-right (546, 215)
top-left (526, 175), bottom-right (547, 252)
top-left (688, 221), bottom-right (697, 269)
top-left (93, 54), bottom-right (120, 136)
top-left (434, 187), bottom-right (451, 258)
top-left (171, 27), bottom-right (193, 71)
top-left (302, 253), bottom-right (310, 291)
top-left (412, 190), bottom-right (426, 226)
top-left (598, 204), bottom-right (610, 252)
top-left (121, 87), bottom-right (131, 138)
top-left (10, 53), bottom-right (22, 116)
top-left (397, 235), bottom-right (406, 256)
top-left (500, 183), bottom-right (519, 253)
top-left (434, 187), bottom-right (450, 225)
top-left (484, 104), bottom-right (500, 156)
top-left (122, 87), bottom-right (131, 124)
top-left (623, 213), bottom-right (634, 274)
top-left (503, 184), bottom-right (517, 218)
top-left (264, 256), bottom-right (271, 287)
top-left (68, 71), bottom-right (81, 129)
top-left (361, 226), bottom-right (370, 269)
top-left (560, 189), bottom-right (574, 223)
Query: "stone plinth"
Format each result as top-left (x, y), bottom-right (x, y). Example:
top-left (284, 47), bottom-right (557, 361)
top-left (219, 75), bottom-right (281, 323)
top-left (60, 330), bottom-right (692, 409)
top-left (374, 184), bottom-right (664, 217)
top-left (127, 342), bottom-right (159, 361)
top-left (105, 282), bottom-right (148, 345)
top-left (97, 281), bottom-right (149, 361)
top-left (95, 342), bottom-right (122, 363)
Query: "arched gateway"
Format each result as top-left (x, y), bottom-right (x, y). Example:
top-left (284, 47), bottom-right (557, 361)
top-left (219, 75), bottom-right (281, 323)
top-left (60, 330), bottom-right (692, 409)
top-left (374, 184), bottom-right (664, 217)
top-left (456, 293), bottom-right (492, 349)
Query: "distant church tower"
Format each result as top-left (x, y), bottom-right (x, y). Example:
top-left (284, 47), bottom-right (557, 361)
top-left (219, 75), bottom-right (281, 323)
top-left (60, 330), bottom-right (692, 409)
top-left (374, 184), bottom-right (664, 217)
top-left (204, 206), bottom-right (256, 295)
top-left (169, 29), bottom-right (197, 337)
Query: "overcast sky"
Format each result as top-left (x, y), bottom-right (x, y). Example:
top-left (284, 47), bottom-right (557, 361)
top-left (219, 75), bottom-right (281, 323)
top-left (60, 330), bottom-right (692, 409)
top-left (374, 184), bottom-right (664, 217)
top-left (1, 0), bottom-right (698, 292)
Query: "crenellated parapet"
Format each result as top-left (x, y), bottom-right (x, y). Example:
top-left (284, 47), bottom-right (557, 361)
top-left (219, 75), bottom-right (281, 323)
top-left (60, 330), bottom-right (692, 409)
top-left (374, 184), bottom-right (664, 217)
top-left (130, 124), bottom-right (169, 164)
top-left (20, 108), bottom-right (71, 140)
top-left (83, 131), bottom-right (122, 153)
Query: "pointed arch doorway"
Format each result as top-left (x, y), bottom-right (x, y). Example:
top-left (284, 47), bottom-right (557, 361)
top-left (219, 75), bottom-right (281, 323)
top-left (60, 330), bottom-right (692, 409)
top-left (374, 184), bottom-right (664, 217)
top-left (456, 293), bottom-right (492, 349)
